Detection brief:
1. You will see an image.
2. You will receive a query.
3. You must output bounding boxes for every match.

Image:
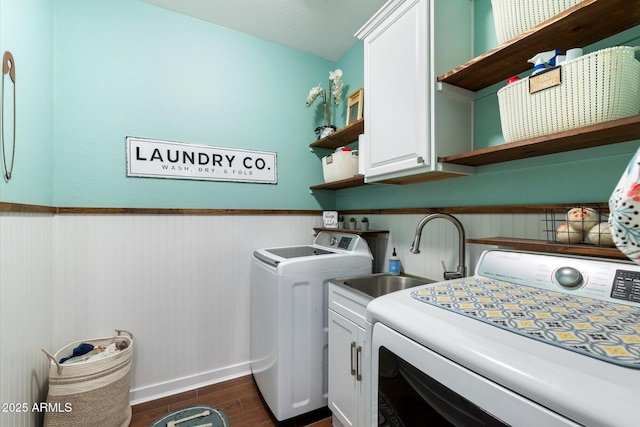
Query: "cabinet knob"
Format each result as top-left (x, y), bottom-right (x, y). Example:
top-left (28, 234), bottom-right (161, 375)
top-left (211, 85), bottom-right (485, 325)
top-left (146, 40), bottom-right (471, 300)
top-left (417, 156), bottom-right (424, 163)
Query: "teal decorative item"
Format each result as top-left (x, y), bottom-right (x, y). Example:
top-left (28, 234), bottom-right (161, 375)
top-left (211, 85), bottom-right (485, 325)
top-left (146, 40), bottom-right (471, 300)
top-left (149, 405), bottom-right (229, 427)
top-left (609, 147), bottom-right (640, 264)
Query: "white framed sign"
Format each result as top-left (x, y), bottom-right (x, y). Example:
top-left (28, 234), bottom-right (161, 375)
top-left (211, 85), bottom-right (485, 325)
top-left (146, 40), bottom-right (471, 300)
top-left (126, 137), bottom-right (277, 184)
top-left (323, 211), bottom-right (339, 228)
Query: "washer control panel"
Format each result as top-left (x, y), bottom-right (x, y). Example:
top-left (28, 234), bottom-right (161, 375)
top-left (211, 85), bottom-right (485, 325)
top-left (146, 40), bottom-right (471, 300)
top-left (314, 231), bottom-right (372, 257)
top-left (611, 270), bottom-right (640, 304)
top-left (476, 250), bottom-right (640, 308)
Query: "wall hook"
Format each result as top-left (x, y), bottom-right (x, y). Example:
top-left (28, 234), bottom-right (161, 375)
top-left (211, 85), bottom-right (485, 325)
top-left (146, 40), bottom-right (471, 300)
top-left (3, 51), bottom-right (15, 83)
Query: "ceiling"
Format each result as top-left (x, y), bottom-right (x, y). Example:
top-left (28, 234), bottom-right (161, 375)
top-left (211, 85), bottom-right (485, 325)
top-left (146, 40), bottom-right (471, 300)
top-left (141, 0), bottom-right (387, 61)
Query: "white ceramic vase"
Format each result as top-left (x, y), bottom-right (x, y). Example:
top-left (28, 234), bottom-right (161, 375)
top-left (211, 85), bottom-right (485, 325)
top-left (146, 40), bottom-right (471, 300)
top-left (320, 126), bottom-right (335, 139)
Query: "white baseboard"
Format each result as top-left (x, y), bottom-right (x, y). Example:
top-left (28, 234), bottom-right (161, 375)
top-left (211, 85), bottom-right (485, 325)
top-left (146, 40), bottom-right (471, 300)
top-left (129, 362), bottom-right (252, 405)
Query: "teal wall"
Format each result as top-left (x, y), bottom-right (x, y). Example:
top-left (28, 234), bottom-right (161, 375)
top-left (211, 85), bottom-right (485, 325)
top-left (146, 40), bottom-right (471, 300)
top-left (3, 1), bottom-right (640, 210)
top-left (0, 0), bottom-right (54, 205)
top-left (53, 0), bottom-right (343, 209)
top-left (336, 41), bottom-right (365, 130)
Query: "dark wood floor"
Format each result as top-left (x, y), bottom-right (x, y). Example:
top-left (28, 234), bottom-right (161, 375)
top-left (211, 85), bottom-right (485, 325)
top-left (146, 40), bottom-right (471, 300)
top-left (129, 374), bottom-right (332, 427)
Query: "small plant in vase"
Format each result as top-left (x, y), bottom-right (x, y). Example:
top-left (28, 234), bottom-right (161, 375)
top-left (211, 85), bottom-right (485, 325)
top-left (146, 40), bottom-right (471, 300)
top-left (360, 217), bottom-right (369, 231)
top-left (306, 69), bottom-right (344, 139)
top-left (337, 215), bottom-right (345, 229)
top-left (348, 217), bottom-right (357, 230)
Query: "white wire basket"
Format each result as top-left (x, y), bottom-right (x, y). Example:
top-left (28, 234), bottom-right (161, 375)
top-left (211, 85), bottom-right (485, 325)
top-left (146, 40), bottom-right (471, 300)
top-left (491, 0), bottom-right (582, 44)
top-left (497, 46), bottom-right (640, 143)
top-left (543, 206), bottom-right (614, 247)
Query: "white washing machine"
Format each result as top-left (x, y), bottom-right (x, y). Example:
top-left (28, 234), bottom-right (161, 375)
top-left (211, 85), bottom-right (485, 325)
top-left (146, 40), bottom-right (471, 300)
top-left (250, 231), bottom-right (372, 422)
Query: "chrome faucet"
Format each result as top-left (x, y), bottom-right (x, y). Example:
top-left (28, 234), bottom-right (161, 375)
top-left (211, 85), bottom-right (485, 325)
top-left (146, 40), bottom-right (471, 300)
top-left (410, 213), bottom-right (467, 280)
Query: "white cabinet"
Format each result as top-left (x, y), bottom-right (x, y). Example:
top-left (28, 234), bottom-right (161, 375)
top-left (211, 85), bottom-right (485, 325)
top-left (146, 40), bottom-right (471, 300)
top-left (356, 0), bottom-right (475, 184)
top-left (328, 282), bottom-right (372, 427)
top-left (328, 311), bottom-right (365, 427)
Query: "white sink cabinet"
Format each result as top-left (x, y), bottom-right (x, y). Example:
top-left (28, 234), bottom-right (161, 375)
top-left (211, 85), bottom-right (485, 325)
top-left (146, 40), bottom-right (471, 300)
top-left (328, 282), bottom-right (372, 427)
top-left (356, 0), bottom-right (475, 184)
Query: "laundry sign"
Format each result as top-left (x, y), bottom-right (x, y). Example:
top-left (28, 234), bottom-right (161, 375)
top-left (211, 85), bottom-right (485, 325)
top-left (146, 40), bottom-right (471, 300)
top-left (126, 137), bottom-right (277, 184)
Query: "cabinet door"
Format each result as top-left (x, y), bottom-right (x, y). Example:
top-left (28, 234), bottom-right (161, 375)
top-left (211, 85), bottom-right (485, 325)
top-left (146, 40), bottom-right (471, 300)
top-left (363, 0), bottom-right (429, 180)
top-left (328, 310), bottom-right (364, 427)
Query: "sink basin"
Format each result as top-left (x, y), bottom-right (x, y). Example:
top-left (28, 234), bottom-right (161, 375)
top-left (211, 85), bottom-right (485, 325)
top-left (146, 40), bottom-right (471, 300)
top-left (333, 273), bottom-right (434, 299)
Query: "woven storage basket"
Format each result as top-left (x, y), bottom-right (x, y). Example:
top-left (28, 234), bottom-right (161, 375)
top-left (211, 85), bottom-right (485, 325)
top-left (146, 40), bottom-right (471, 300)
top-left (42, 330), bottom-right (134, 427)
top-left (491, 0), bottom-right (582, 44)
top-left (497, 46), bottom-right (640, 143)
top-left (322, 149), bottom-right (359, 183)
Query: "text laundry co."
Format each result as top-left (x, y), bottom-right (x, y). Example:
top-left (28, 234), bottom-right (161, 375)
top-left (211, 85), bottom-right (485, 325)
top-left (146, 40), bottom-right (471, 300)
top-left (126, 137), bottom-right (277, 184)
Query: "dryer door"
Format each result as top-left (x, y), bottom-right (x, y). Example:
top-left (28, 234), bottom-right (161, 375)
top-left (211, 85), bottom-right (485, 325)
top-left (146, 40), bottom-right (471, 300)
top-left (371, 323), bottom-right (579, 427)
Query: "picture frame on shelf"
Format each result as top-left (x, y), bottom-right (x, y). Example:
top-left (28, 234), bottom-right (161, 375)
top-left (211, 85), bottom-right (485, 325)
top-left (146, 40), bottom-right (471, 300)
top-left (346, 88), bottom-right (363, 125)
top-left (323, 211), bottom-right (339, 229)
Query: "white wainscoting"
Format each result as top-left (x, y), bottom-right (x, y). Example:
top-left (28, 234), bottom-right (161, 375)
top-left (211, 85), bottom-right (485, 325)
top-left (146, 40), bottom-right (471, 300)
top-left (51, 214), bottom-right (323, 404)
top-left (0, 213), bottom-right (54, 427)
top-left (1, 210), bottom-right (546, 425)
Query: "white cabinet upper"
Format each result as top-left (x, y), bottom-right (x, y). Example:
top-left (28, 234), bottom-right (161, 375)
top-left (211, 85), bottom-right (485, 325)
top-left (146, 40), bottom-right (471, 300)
top-left (356, 0), bottom-right (475, 184)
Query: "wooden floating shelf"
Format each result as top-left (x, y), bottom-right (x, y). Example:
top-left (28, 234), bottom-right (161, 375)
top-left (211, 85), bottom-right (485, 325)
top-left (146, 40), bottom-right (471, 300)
top-left (438, 0), bottom-right (640, 92)
top-left (313, 227), bottom-right (389, 236)
top-left (467, 237), bottom-right (627, 260)
top-left (310, 175), bottom-right (365, 190)
top-left (309, 119), bottom-right (365, 190)
top-left (439, 116), bottom-right (640, 167)
top-left (309, 118), bottom-right (364, 150)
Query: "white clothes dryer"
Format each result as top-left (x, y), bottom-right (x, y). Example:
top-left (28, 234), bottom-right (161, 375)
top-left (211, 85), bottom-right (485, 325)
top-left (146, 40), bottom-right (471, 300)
top-left (250, 231), bottom-right (372, 422)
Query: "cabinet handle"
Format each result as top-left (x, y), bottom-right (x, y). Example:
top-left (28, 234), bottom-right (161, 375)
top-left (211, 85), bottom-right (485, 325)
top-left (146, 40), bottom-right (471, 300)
top-left (350, 342), bottom-right (356, 376)
top-left (356, 345), bottom-right (362, 381)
